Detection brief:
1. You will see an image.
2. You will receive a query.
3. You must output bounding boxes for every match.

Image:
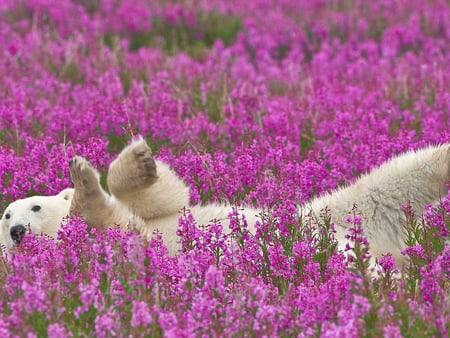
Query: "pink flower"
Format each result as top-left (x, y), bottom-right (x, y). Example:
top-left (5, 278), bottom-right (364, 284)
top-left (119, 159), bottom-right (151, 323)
top-left (401, 244), bottom-right (424, 258)
top-left (48, 323), bottom-right (72, 338)
top-left (383, 324), bottom-right (402, 338)
top-left (94, 309), bottom-right (118, 338)
top-left (21, 281), bottom-right (48, 313)
top-left (378, 254), bottom-right (399, 274)
top-left (131, 301), bottom-right (153, 328)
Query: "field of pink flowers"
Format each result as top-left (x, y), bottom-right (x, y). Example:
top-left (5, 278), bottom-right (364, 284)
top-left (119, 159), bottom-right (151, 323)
top-left (0, 0), bottom-right (449, 336)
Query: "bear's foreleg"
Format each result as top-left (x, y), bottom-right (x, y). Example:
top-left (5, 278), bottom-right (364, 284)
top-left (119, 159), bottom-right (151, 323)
top-left (69, 157), bottom-right (131, 231)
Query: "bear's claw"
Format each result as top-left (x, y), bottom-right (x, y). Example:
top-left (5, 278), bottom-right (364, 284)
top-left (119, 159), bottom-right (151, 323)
top-left (69, 156), bottom-right (102, 196)
top-left (134, 143), bottom-right (158, 182)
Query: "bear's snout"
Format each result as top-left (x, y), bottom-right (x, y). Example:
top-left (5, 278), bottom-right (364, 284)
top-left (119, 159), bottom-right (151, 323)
top-left (10, 225), bottom-right (26, 244)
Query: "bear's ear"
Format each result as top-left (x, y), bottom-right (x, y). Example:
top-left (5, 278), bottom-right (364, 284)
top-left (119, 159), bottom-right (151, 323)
top-left (57, 188), bottom-right (75, 201)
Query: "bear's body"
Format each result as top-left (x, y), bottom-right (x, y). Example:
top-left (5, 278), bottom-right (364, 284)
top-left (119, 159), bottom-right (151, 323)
top-left (308, 144), bottom-right (450, 263)
top-left (1, 139), bottom-right (449, 268)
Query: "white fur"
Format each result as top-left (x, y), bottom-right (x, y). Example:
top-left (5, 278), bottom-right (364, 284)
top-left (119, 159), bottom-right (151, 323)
top-left (309, 144), bottom-right (450, 264)
top-left (0, 189), bottom-right (73, 252)
top-left (1, 141), bottom-right (449, 269)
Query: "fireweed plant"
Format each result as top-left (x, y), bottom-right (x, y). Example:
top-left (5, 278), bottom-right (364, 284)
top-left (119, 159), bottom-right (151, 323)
top-left (0, 0), bottom-right (449, 336)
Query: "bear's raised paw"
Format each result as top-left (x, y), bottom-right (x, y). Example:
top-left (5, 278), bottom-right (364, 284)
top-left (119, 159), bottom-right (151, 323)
top-left (132, 140), bottom-right (158, 184)
top-left (107, 138), bottom-right (159, 196)
top-left (69, 156), bottom-right (102, 196)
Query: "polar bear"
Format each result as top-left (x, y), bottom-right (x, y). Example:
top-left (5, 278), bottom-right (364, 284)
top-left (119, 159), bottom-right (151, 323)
top-left (67, 139), bottom-right (260, 254)
top-left (1, 139), bottom-right (449, 268)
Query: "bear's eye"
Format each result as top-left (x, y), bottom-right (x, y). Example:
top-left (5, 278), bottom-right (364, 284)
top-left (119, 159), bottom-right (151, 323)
top-left (31, 205), bottom-right (41, 212)
top-left (5, 213), bottom-right (10, 220)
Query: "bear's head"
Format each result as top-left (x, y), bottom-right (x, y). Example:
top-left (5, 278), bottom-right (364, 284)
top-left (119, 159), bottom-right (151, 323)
top-left (0, 188), bottom-right (74, 253)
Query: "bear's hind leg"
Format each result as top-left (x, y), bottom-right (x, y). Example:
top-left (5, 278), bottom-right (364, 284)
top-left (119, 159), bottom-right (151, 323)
top-left (107, 138), bottom-right (190, 220)
top-left (107, 138), bottom-right (158, 198)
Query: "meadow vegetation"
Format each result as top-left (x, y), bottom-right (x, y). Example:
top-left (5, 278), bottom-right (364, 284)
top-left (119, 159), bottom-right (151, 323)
top-left (0, 0), bottom-right (449, 336)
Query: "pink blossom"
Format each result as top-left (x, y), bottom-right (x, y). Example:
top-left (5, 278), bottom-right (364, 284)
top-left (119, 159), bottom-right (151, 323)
top-left (131, 301), bottom-right (153, 328)
top-left (383, 324), bottom-right (402, 338)
top-left (94, 309), bottom-right (119, 338)
top-left (48, 323), bottom-right (72, 338)
top-left (378, 254), bottom-right (399, 274)
top-left (401, 244), bottom-right (425, 258)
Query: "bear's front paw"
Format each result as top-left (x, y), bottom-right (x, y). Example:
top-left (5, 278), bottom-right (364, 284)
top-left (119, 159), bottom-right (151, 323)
top-left (69, 156), bottom-right (102, 196)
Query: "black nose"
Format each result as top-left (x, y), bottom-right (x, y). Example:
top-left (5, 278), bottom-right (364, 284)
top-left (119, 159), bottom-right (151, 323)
top-left (10, 225), bottom-right (26, 244)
